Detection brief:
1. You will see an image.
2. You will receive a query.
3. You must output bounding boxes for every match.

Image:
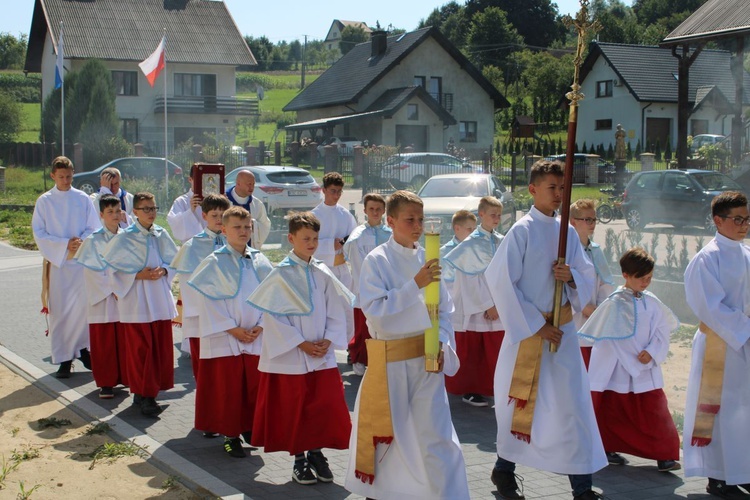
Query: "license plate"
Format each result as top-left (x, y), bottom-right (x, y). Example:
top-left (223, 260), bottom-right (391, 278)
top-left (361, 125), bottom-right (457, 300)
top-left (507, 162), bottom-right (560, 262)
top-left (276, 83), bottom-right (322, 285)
top-left (288, 190), bottom-right (307, 196)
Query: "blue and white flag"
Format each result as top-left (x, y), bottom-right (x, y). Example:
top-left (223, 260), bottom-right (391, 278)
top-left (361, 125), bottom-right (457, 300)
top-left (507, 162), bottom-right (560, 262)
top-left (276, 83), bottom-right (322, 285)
top-left (54, 25), bottom-right (64, 89)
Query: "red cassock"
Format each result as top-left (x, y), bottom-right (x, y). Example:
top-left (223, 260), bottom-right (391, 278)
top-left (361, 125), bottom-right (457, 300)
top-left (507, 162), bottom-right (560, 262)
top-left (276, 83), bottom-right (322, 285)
top-left (121, 320), bottom-right (174, 397)
top-left (189, 337), bottom-right (201, 382)
top-left (89, 322), bottom-right (128, 388)
top-left (445, 330), bottom-right (504, 396)
top-left (348, 307), bottom-right (372, 365)
top-left (580, 346), bottom-right (592, 371)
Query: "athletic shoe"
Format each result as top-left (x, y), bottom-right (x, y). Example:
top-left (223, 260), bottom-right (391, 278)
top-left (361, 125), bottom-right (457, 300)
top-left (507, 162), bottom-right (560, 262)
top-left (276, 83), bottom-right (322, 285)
top-left (463, 394), bottom-right (489, 407)
top-left (657, 460), bottom-right (681, 472)
top-left (223, 437), bottom-right (246, 458)
top-left (132, 394), bottom-right (143, 406)
top-left (241, 431), bottom-right (252, 445)
top-left (307, 451), bottom-right (333, 482)
top-left (99, 387), bottom-right (114, 399)
top-left (490, 469), bottom-right (525, 499)
top-left (353, 363), bottom-right (366, 376)
top-left (706, 478), bottom-right (749, 499)
top-left (54, 361), bottom-right (72, 379)
top-left (202, 432), bottom-right (219, 438)
top-left (606, 452), bottom-right (627, 465)
top-left (140, 397), bottom-right (163, 417)
top-left (292, 460), bottom-right (317, 485)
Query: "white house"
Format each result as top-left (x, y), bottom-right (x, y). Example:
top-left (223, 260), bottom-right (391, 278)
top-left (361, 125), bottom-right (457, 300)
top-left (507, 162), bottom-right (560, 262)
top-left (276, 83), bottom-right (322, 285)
top-left (24, 0), bottom-right (257, 156)
top-left (324, 20), bottom-right (371, 57)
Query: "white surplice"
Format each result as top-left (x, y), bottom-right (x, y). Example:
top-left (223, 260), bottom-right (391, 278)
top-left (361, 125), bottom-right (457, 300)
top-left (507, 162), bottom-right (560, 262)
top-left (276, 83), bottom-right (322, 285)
top-left (342, 222), bottom-right (390, 307)
top-left (167, 190), bottom-right (205, 244)
top-left (32, 186), bottom-right (101, 363)
top-left (76, 226), bottom-right (121, 324)
top-left (225, 187), bottom-right (271, 248)
top-left (311, 202), bottom-right (358, 289)
top-left (90, 187), bottom-right (133, 228)
top-left (485, 206), bottom-right (607, 475)
top-left (683, 233), bottom-right (750, 484)
top-left (440, 236), bottom-right (459, 299)
top-left (574, 241), bottom-right (615, 335)
top-left (345, 237), bottom-right (469, 500)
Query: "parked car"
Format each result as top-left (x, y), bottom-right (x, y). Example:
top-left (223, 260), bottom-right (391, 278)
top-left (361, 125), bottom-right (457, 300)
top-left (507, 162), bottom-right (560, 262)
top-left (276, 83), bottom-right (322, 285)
top-left (73, 157), bottom-right (184, 194)
top-left (317, 136), bottom-right (362, 157)
top-left (417, 173), bottom-right (516, 241)
top-left (225, 165), bottom-right (323, 215)
top-left (381, 152), bottom-right (477, 191)
top-left (690, 134), bottom-right (726, 155)
top-left (621, 169), bottom-right (744, 231)
top-left (544, 154), bottom-right (630, 184)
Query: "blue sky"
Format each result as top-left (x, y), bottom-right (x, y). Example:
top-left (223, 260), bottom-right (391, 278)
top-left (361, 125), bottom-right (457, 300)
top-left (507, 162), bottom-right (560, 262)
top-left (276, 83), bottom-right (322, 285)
top-left (3, 1), bottom-right (632, 43)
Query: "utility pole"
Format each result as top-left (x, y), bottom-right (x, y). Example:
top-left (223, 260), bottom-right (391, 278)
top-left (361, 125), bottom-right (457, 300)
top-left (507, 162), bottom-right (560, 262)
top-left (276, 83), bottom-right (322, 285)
top-left (301, 35), bottom-right (307, 90)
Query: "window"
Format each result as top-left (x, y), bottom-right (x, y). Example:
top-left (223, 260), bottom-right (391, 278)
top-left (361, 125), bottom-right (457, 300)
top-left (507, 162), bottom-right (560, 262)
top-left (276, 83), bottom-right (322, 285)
top-left (414, 76), bottom-right (425, 87)
top-left (120, 119), bottom-right (138, 143)
top-left (174, 74), bottom-right (217, 97)
top-left (459, 121), bottom-right (477, 143)
top-left (407, 104), bottom-right (419, 120)
top-left (112, 71), bottom-right (138, 96)
top-left (595, 119), bottom-right (613, 130)
top-left (596, 80), bottom-right (613, 98)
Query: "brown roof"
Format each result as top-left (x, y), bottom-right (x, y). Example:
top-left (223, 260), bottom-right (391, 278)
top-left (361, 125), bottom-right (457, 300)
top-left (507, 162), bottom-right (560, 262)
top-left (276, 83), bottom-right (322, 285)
top-left (662, 0), bottom-right (750, 45)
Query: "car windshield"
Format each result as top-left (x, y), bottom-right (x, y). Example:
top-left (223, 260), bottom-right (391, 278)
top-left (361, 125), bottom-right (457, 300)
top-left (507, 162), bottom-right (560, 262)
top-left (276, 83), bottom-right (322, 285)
top-left (419, 177), bottom-right (488, 197)
top-left (691, 172), bottom-right (742, 191)
top-left (266, 171), bottom-right (314, 184)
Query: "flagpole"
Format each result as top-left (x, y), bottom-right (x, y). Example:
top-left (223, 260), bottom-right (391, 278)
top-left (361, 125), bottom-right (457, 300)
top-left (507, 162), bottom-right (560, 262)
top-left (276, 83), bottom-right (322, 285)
top-left (59, 22), bottom-right (65, 157)
top-left (163, 31), bottom-right (169, 203)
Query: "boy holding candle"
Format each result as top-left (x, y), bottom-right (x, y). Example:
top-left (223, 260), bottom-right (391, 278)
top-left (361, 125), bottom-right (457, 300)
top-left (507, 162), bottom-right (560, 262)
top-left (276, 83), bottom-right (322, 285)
top-left (344, 190), bottom-right (469, 499)
top-left (440, 210), bottom-right (477, 298)
top-left (444, 196), bottom-right (505, 407)
top-left (485, 161), bottom-right (606, 500)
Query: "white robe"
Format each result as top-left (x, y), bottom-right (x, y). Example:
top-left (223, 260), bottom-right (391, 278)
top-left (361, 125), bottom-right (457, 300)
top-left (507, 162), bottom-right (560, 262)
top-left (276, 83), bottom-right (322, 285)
top-left (485, 206), bottom-right (607, 475)
top-left (574, 242), bottom-right (615, 335)
top-left (90, 187), bottom-right (134, 228)
top-left (32, 186), bottom-right (101, 363)
top-left (345, 237), bottom-right (469, 500)
top-left (167, 190), bottom-right (205, 244)
top-left (225, 187), bottom-right (271, 248)
top-left (342, 222), bottom-right (390, 307)
top-left (311, 202), bottom-right (357, 289)
top-left (683, 233), bottom-right (750, 484)
top-left (77, 226), bottom-right (120, 324)
top-left (440, 237), bottom-right (459, 299)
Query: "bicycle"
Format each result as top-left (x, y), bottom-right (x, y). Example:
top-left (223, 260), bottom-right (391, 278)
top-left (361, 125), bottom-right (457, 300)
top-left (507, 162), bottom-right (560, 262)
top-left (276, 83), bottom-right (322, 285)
top-left (596, 195), bottom-right (623, 224)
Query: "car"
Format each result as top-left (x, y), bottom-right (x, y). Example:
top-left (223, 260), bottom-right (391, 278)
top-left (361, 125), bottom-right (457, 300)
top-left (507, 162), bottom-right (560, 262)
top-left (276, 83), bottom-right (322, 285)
top-left (380, 152), bottom-right (477, 191)
top-left (621, 169), bottom-right (745, 231)
top-left (225, 165), bottom-right (323, 215)
top-left (73, 157), bottom-right (184, 194)
top-left (690, 134), bottom-right (726, 155)
top-left (317, 136), bottom-right (362, 157)
top-left (417, 173), bottom-right (516, 242)
top-left (544, 154), bottom-right (630, 185)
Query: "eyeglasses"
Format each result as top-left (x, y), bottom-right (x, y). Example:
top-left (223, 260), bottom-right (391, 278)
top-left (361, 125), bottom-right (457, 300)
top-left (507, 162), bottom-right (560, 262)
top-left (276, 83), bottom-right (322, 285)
top-left (573, 217), bottom-right (598, 224)
top-left (134, 207), bottom-right (159, 214)
top-left (718, 215), bottom-right (750, 226)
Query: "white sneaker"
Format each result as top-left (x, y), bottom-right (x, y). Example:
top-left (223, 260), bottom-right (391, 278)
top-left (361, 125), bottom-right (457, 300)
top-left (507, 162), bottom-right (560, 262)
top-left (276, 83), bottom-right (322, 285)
top-left (353, 363), bottom-right (366, 376)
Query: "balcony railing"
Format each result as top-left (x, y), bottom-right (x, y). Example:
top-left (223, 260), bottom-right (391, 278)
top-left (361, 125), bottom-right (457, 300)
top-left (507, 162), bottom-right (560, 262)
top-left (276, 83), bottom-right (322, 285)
top-left (154, 96), bottom-right (259, 116)
top-left (429, 92), bottom-right (454, 113)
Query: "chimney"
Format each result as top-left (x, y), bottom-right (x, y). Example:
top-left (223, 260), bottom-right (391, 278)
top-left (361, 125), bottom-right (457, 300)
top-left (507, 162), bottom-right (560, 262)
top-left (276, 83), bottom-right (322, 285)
top-left (370, 30), bottom-right (387, 58)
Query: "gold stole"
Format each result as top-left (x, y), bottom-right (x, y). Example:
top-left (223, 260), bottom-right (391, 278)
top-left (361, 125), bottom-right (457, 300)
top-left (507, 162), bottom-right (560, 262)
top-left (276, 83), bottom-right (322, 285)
top-left (691, 322), bottom-right (727, 447)
top-left (354, 334), bottom-right (425, 484)
top-left (508, 303), bottom-right (572, 442)
top-left (333, 252), bottom-right (346, 266)
top-left (41, 259), bottom-right (50, 315)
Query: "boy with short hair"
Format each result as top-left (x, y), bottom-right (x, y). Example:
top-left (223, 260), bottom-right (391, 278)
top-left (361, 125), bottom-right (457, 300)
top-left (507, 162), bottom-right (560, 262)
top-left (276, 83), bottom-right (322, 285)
top-left (445, 196), bottom-right (505, 407)
top-left (570, 199), bottom-right (614, 369)
top-left (32, 156), bottom-right (101, 378)
top-left (344, 190), bottom-right (470, 499)
top-left (103, 192), bottom-right (178, 417)
top-left (75, 195), bottom-right (127, 398)
top-left (485, 160), bottom-right (606, 500)
top-left (579, 247), bottom-right (681, 472)
top-left (167, 165), bottom-right (206, 244)
top-left (188, 206), bottom-right (273, 458)
top-left (311, 172), bottom-right (358, 290)
top-left (170, 194), bottom-right (231, 382)
top-left (343, 192), bottom-right (391, 376)
top-left (441, 210), bottom-right (477, 298)
top-left (247, 212), bottom-right (353, 485)
top-left (90, 167), bottom-right (133, 228)
top-left (683, 191), bottom-right (750, 498)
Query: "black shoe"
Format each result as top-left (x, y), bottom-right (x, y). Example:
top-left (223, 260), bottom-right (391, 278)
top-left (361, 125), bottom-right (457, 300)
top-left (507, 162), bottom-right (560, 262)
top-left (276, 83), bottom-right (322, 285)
top-left (79, 348), bottom-right (92, 370)
top-left (707, 478), bottom-right (750, 499)
top-left (491, 469), bottom-right (525, 499)
top-left (574, 490), bottom-right (603, 500)
top-left (223, 437), bottom-right (246, 458)
top-left (99, 387), bottom-right (114, 399)
top-left (307, 450), bottom-right (333, 482)
top-left (657, 460), bottom-right (681, 472)
top-left (739, 485), bottom-right (750, 495)
top-left (241, 431), bottom-right (252, 445)
top-left (292, 460), bottom-right (317, 485)
top-left (54, 361), bottom-right (73, 379)
top-left (202, 432), bottom-right (219, 438)
top-left (606, 452), bottom-right (627, 465)
top-left (140, 397), bottom-right (163, 417)
top-left (463, 394), bottom-right (489, 407)
top-left (132, 394), bottom-right (143, 406)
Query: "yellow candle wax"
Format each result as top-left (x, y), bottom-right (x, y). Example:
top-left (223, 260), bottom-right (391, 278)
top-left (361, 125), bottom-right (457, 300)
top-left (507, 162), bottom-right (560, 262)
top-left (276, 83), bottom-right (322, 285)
top-left (424, 226), bottom-right (441, 372)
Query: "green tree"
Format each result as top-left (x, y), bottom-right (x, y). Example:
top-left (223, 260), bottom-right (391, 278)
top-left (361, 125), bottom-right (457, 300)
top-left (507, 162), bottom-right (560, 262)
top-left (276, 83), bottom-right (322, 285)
top-left (0, 32), bottom-right (27, 70)
top-left (419, 2), bottom-right (469, 49)
top-left (465, 0), bottom-right (561, 48)
top-left (288, 40), bottom-right (303, 70)
top-left (466, 7), bottom-right (523, 70)
top-left (340, 26), bottom-right (369, 56)
top-left (0, 91), bottom-right (21, 141)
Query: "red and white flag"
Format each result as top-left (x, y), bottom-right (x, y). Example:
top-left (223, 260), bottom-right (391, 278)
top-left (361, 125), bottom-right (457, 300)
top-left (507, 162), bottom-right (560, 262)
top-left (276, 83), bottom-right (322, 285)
top-left (139, 36), bottom-right (166, 87)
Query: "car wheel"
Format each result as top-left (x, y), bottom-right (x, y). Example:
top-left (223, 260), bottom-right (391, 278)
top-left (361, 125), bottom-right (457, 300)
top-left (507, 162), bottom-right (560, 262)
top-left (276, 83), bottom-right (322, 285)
top-left (703, 212), bottom-right (716, 233)
top-left (596, 204), bottom-right (614, 224)
top-left (409, 175), bottom-right (427, 192)
top-left (78, 181), bottom-right (96, 195)
top-left (625, 207), bottom-right (645, 230)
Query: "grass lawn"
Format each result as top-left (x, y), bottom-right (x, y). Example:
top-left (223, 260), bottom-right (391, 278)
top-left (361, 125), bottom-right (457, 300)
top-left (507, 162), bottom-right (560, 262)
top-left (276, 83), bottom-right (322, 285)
top-left (17, 103), bottom-right (41, 143)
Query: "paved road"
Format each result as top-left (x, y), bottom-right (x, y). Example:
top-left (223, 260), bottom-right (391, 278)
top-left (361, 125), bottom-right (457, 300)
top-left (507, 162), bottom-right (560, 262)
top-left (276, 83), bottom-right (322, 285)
top-left (0, 226), bottom-right (713, 499)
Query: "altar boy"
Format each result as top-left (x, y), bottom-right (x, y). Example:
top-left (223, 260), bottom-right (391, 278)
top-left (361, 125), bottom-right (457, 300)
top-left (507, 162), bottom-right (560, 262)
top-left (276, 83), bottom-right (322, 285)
top-left (440, 210), bottom-right (477, 299)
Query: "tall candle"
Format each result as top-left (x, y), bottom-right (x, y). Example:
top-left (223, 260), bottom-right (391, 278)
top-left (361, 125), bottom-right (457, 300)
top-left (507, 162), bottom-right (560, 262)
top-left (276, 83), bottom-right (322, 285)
top-left (424, 218), bottom-right (442, 372)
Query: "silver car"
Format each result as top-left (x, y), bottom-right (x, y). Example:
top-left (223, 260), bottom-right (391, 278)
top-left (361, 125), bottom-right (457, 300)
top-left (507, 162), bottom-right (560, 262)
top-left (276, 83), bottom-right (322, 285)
top-left (381, 152), bottom-right (476, 191)
top-left (225, 166), bottom-right (323, 215)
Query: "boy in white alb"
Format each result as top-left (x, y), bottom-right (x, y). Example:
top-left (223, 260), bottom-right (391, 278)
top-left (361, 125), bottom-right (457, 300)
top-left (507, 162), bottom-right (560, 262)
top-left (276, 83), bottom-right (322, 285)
top-left (343, 193), bottom-right (391, 376)
top-left (569, 199), bottom-right (614, 369)
top-left (345, 190), bottom-right (470, 500)
top-left (683, 191), bottom-right (750, 498)
top-left (247, 212), bottom-right (353, 486)
top-left (32, 156), bottom-right (101, 378)
top-left (444, 196), bottom-right (505, 407)
top-left (579, 247), bottom-right (680, 472)
top-left (440, 210), bottom-right (477, 299)
top-left (167, 166), bottom-right (206, 244)
top-left (188, 206), bottom-right (273, 458)
top-left (485, 161), bottom-right (605, 500)
top-left (170, 194), bottom-right (231, 382)
top-left (74, 195), bottom-right (127, 398)
top-left (103, 192), bottom-right (178, 417)
top-left (311, 172), bottom-right (358, 290)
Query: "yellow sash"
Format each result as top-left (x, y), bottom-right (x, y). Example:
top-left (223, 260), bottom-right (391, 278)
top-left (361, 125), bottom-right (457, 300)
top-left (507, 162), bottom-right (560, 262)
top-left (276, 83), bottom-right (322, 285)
top-left (41, 259), bottom-right (50, 314)
top-left (508, 303), bottom-right (572, 442)
top-left (691, 322), bottom-right (727, 447)
top-left (354, 334), bottom-right (425, 484)
top-left (333, 252), bottom-right (346, 267)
